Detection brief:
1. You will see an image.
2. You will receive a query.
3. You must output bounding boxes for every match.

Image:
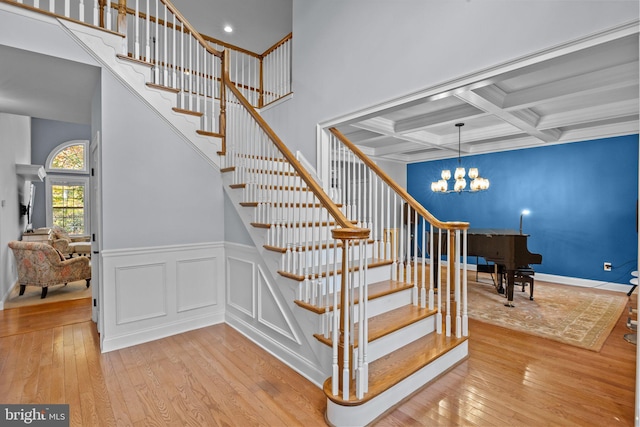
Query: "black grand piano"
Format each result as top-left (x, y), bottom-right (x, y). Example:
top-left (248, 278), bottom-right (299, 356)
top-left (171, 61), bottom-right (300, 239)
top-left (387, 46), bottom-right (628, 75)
top-left (467, 229), bottom-right (542, 307)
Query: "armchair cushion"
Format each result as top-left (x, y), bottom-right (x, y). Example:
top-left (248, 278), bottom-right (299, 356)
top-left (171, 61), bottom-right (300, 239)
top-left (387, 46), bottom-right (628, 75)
top-left (37, 226), bottom-right (90, 257)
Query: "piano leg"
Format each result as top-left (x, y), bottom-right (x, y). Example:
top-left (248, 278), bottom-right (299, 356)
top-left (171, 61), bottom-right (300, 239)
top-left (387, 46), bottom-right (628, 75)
top-left (505, 271), bottom-right (515, 307)
top-left (494, 264), bottom-right (505, 295)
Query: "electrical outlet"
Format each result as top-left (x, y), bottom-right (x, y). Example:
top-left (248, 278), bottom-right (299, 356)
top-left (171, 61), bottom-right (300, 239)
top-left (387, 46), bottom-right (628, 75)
top-left (604, 262), bottom-right (612, 271)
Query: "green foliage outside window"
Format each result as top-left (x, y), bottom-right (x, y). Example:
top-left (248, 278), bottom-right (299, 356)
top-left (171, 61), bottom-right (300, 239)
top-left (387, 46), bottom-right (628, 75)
top-left (52, 144), bottom-right (84, 170)
top-left (52, 185), bottom-right (85, 234)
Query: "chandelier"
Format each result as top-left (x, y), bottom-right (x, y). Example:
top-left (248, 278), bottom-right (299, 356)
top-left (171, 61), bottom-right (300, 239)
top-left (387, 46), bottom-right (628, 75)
top-left (431, 123), bottom-right (490, 193)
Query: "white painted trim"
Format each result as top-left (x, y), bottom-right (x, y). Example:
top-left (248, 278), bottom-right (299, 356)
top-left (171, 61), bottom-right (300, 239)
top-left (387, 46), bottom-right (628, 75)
top-left (318, 20), bottom-right (639, 131)
top-left (102, 312), bottom-right (225, 353)
top-left (101, 241), bottom-right (226, 353)
top-left (534, 272), bottom-right (630, 293)
top-left (45, 175), bottom-right (90, 235)
top-left (101, 241), bottom-right (225, 257)
top-left (226, 312), bottom-right (327, 388)
top-left (326, 340), bottom-right (468, 427)
top-left (45, 139), bottom-right (90, 174)
top-left (455, 261), bottom-right (632, 293)
top-left (258, 92), bottom-right (293, 112)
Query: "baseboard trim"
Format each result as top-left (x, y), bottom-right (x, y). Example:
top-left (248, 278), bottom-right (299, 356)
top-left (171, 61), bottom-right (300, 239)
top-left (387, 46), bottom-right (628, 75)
top-left (225, 311), bottom-right (328, 387)
top-left (101, 311), bottom-right (225, 353)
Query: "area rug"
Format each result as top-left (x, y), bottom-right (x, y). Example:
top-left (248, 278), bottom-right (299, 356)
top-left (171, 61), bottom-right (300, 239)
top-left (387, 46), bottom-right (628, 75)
top-left (4, 280), bottom-right (91, 309)
top-left (467, 277), bottom-right (628, 352)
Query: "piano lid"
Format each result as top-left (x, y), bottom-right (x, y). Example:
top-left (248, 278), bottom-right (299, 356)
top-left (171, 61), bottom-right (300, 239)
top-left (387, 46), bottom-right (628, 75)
top-left (468, 228), bottom-right (526, 236)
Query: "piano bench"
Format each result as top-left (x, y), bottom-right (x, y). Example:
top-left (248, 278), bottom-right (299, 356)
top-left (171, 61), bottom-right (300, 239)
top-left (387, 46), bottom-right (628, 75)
top-left (514, 268), bottom-right (535, 300)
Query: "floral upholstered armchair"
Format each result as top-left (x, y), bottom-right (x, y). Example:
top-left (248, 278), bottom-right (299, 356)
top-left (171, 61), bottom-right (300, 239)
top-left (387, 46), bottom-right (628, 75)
top-left (8, 241), bottom-right (91, 299)
top-left (44, 225), bottom-right (91, 258)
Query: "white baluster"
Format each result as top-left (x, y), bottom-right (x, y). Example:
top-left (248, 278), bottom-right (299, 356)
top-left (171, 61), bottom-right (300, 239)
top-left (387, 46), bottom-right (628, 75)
top-left (455, 230), bottom-right (462, 338)
top-left (421, 217), bottom-right (427, 308)
top-left (171, 13), bottom-right (176, 88)
top-left (154, 0), bottom-right (159, 83)
top-left (105, 0), bottom-right (111, 31)
top-left (134, 0), bottom-right (140, 59)
top-left (93, 0), bottom-right (99, 26)
top-left (446, 230), bottom-right (451, 337)
top-left (161, 4), bottom-right (167, 85)
top-left (413, 209), bottom-right (418, 304)
top-left (144, 0), bottom-right (150, 60)
top-left (78, 0), bottom-right (84, 22)
top-left (436, 228), bottom-right (442, 333)
top-left (463, 229), bottom-right (469, 336)
top-left (342, 239), bottom-right (350, 401)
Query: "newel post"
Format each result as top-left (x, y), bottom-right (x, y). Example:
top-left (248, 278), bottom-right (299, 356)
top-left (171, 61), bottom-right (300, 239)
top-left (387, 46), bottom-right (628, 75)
top-left (117, 0), bottom-right (128, 54)
top-left (218, 49), bottom-right (228, 156)
top-left (331, 227), bottom-right (370, 399)
top-left (258, 56), bottom-right (264, 108)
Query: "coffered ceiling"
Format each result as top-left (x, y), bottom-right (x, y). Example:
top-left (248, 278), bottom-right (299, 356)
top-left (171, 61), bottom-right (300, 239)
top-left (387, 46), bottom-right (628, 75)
top-left (331, 29), bottom-right (639, 163)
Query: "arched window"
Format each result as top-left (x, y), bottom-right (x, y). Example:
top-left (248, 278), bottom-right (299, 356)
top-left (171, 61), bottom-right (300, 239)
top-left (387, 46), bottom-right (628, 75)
top-left (46, 140), bottom-right (88, 173)
top-left (45, 140), bottom-right (90, 235)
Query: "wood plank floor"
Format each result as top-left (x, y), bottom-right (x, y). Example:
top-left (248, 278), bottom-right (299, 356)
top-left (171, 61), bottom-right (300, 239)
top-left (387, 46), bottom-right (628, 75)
top-left (0, 294), bottom-right (635, 426)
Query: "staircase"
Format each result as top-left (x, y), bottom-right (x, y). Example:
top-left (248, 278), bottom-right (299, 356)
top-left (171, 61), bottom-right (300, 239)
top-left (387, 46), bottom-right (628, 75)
top-left (4, 1), bottom-right (471, 425)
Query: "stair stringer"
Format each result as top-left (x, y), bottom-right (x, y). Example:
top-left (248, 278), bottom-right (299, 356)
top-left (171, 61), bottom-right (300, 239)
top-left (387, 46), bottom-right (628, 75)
top-left (222, 172), bottom-right (336, 387)
top-left (58, 19), bottom-right (223, 169)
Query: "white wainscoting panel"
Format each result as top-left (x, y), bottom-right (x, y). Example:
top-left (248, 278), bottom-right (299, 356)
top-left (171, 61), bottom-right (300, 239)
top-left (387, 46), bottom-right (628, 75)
top-left (226, 256), bottom-right (255, 317)
top-left (177, 256), bottom-right (219, 312)
top-left (224, 242), bottom-right (329, 386)
top-left (101, 242), bottom-right (225, 352)
top-left (257, 265), bottom-right (301, 345)
top-left (115, 262), bottom-right (167, 324)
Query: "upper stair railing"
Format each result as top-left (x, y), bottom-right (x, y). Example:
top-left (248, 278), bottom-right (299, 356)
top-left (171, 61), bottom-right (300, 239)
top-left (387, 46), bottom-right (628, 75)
top-left (326, 128), bottom-right (470, 340)
top-left (3, 0), bottom-right (292, 112)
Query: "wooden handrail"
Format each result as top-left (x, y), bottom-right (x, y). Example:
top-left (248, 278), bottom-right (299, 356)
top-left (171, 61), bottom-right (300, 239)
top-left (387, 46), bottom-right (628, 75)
top-left (126, 0), bottom-right (222, 58)
top-left (261, 32), bottom-right (292, 58)
top-left (0, 0), bottom-right (123, 37)
top-left (329, 127), bottom-right (469, 231)
top-left (223, 71), bottom-right (361, 232)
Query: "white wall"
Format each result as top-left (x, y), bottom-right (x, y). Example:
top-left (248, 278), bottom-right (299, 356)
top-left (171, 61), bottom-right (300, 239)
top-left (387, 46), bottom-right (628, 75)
top-left (100, 71), bottom-right (225, 250)
top-left (281, 0), bottom-right (639, 163)
top-left (0, 114), bottom-right (31, 303)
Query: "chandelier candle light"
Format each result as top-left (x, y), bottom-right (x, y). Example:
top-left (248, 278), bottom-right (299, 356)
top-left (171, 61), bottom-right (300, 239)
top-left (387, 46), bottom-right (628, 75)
top-left (431, 123), bottom-right (490, 193)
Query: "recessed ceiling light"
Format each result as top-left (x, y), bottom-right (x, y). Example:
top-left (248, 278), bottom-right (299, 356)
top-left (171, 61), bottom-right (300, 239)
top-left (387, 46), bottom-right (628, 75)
top-left (224, 25), bottom-right (233, 33)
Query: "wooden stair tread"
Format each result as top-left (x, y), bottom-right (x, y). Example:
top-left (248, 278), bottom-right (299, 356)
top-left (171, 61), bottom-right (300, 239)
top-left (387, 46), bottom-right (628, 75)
top-left (146, 82), bottom-right (180, 93)
top-left (116, 53), bottom-right (153, 67)
top-left (279, 258), bottom-right (393, 282)
top-left (323, 332), bottom-right (468, 406)
top-left (196, 129), bottom-right (223, 138)
top-left (240, 202), bottom-right (342, 208)
top-left (265, 238), bottom-right (375, 253)
top-left (295, 279), bottom-right (413, 314)
top-left (314, 303), bottom-right (436, 347)
top-left (251, 220), bottom-right (341, 229)
top-left (172, 107), bottom-right (203, 117)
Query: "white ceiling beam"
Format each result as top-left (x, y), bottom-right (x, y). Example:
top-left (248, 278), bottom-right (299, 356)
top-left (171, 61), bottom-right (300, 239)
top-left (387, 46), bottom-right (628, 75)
top-left (502, 61), bottom-right (638, 110)
top-left (538, 98), bottom-right (639, 130)
top-left (372, 141), bottom-right (423, 156)
top-left (393, 104), bottom-right (485, 133)
top-left (454, 90), bottom-right (562, 143)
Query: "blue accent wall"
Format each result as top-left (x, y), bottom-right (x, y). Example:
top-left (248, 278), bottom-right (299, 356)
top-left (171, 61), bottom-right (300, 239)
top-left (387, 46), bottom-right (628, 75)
top-left (407, 135), bottom-right (639, 285)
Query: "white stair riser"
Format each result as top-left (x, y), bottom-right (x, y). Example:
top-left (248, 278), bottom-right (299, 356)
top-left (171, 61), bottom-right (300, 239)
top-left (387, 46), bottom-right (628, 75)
top-left (230, 158), bottom-right (295, 173)
top-left (296, 263), bottom-right (392, 304)
top-left (363, 316), bottom-right (435, 363)
top-left (326, 342), bottom-right (469, 427)
top-left (280, 242), bottom-right (376, 274)
top-left (234, 170), bottom-right (302, 186)
top-left (247, 188), bottom-right (316, 204)
top-left (268, 223), bottom-right (336, 246)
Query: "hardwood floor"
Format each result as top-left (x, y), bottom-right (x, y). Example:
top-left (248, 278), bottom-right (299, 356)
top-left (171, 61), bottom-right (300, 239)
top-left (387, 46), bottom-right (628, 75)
top-left (0, 294), bottom-right (635, 426)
